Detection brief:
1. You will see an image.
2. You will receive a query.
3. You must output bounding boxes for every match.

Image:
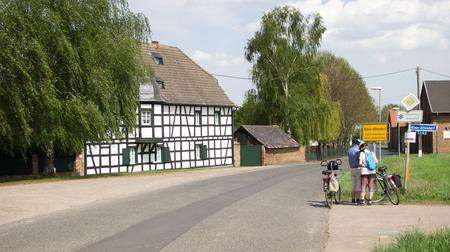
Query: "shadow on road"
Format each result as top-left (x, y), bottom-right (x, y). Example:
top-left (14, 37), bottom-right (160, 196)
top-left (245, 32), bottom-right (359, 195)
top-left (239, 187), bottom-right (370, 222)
top-left (306, 200), bottom-right (328, 208)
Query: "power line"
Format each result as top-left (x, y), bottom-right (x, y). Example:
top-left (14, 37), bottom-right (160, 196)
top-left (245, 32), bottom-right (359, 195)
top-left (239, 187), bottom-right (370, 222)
top-left (212, 73), bottom-right (251, 80)
top-left (212, 67), bottom-right (416, 82)
top-left (420, 68), bottom-right (450, 78)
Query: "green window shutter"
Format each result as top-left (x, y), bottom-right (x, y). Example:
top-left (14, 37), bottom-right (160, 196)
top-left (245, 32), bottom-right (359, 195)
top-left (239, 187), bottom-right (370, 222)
top-left (200, 145), bottom-right (207, 160)
top-left (161, 147), bottom-right (171, 163)
top-left (122, 148), bottom-right (130, 165)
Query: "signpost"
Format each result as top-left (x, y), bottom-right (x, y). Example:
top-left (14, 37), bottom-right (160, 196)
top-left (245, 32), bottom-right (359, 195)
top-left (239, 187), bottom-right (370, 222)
top-left (362, 124), bottom-right (388, 142)
top-left (410, 124), bottom-right (438, 132)
top-left (397, 110), bottom-right (423, 123)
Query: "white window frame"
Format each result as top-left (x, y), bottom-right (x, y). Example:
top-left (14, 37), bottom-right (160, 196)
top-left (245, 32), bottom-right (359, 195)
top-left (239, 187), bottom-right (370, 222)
top-left (195, 111), bottom-right (201, 125)
top-left (141, 109), bottom-right (152, 126)
top-left (214, 111), bottom-right (220, 125)
top-left (129, 148), bottom-right (136, 165)
top-left (195, 144), bottom-right (201, 160)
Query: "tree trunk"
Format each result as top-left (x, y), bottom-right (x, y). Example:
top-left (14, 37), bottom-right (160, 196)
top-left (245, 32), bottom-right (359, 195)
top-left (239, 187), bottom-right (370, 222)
top-left (43, 141), bottom-right (56, 175)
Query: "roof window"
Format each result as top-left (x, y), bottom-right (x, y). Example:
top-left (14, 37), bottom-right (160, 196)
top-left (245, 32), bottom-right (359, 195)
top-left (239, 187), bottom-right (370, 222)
top-left (156, 77), bottom-right (165, 89)
top-left (151, 52), bottom-right (164, 65)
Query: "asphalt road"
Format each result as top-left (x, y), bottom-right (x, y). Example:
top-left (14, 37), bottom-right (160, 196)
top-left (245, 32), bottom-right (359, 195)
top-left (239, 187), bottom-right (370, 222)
top-left (0, 163), bottom-right (328, 252)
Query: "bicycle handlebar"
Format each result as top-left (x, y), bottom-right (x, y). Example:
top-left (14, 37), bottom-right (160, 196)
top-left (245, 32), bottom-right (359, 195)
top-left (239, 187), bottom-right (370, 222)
top-left (320, 159), bottom-right (342, 166)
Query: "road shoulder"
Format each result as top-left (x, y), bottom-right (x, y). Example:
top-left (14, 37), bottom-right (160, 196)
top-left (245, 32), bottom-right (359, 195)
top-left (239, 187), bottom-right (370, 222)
top-left (326, 204), bottom-right (450, 252)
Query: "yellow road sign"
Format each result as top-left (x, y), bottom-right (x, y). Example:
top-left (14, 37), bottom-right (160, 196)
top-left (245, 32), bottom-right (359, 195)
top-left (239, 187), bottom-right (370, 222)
top-left (362, 124), bottom-right (388, 142)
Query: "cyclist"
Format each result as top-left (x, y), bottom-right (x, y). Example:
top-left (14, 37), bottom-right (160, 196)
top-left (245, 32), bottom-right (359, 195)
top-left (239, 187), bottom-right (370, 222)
top-left (359, 142), bottom-right (378, 205)
top-left (348, 139), bottom-right (362, 205)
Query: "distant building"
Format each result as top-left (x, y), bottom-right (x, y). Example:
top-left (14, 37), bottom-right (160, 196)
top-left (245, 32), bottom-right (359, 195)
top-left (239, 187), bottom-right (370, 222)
top-left (233, 125), bottom-right (305, 166)
top-left (420, 80), bottom-right (450, 154)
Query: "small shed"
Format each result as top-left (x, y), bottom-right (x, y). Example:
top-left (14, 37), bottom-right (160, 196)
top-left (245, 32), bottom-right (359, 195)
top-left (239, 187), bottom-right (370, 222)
top-left (233, 125), bottom-right (305, 167)
top-left (420, 80), bottom-right (450, 153)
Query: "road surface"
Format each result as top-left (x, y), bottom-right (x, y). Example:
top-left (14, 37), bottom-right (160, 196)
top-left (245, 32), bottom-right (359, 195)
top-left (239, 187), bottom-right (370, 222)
top-left (0, 163), bottom-right (328, 252)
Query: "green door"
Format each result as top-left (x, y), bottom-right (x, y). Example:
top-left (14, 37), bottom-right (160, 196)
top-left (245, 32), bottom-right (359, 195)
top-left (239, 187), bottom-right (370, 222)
top-left (240, 145), bottom-right (262, 166)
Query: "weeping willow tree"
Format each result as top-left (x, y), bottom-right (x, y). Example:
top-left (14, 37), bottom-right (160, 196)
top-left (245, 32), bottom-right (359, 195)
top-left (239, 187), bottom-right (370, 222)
top-left (0, 0), bottom-right (151, 173)
top-left (240, 6), bottom-right (341, 145)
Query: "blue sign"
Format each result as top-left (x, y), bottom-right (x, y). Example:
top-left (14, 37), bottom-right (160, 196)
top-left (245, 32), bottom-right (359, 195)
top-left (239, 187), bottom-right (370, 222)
top-left (410, 124), bottom-right (438, 132)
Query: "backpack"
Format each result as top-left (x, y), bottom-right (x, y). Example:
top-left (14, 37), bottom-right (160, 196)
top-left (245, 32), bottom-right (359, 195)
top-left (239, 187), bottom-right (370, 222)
top-left (364, 152), bottom-right (377, 170)
top-left (354, 150), bottom-right (360, 167)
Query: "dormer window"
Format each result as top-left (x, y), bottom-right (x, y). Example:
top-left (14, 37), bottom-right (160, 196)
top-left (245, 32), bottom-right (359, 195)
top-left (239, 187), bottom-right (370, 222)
top-left (151, 52), bottom-right (164, 65)
top-left (156, 77), bottom-right (165, 89)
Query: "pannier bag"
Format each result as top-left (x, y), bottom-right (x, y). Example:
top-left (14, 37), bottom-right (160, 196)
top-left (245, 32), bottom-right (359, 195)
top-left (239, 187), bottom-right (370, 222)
top-left (329, 175), bottom-right (339, 192)
top-left (393, 174), bottom-right (402, 188)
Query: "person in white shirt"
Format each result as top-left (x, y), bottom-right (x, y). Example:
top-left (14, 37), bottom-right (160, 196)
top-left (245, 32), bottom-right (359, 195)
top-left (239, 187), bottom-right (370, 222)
top-left (358, 143), bottom-right (378, 205)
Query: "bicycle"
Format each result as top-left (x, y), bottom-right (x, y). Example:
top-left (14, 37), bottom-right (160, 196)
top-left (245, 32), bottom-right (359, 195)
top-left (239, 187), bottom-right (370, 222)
top-left (372, 166), bottom-right (400, 205)
top-left (320, 159), bottom-right (342, 208)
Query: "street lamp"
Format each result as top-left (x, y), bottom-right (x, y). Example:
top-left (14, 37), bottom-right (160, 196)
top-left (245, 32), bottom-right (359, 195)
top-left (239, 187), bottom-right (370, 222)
top-left (393, 107), bottom-right (400, 156)
top-left (371, 86), bottom-right (382, 163)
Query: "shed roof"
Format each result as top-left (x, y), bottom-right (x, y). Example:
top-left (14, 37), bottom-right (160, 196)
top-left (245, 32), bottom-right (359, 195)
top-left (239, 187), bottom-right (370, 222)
top-left (423, 80), bottom-right (450, 113)
top-left (141, 42), bottom-right (235, 107)
top-left (237, 125), bottom-right (299, 149)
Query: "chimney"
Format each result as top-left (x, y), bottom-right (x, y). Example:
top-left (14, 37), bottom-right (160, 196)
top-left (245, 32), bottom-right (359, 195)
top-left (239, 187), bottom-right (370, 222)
top-left (151, 41), bottom-right (159, 48)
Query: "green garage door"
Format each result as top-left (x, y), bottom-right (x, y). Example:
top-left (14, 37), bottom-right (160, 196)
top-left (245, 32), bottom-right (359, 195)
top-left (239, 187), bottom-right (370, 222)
top-left (240, 145), bottom-right (262, 166)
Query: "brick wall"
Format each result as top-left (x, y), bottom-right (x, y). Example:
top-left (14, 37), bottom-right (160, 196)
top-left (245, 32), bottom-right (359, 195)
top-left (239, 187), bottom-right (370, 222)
top-left (263, 147), bottom-right (305, 166)
top-left (233, 140), bottom-right (240, 167)
top-left (72, 150), bottom-right (85, 176)
top-left (433, 114), bottom-right (450, 153)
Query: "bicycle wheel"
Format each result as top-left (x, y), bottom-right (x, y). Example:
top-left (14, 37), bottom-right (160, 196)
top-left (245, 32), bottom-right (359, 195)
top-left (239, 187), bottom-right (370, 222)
top-left (372, 178), bottom-right (386, 203)
top-left (386, 180), bottom-right (400, 205)
top-left (333, 184), bottom-right (341, 204)
top-left (324, 191), bottom-right (333, 208)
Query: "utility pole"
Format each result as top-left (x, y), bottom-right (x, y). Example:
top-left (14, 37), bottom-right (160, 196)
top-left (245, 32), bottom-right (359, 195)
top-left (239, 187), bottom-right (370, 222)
top-left (417, 66), bottom-right (422, 157)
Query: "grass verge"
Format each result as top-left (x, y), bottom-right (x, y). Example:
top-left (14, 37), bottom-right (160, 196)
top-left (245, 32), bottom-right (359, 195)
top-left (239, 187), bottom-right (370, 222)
top-left (340, 153), bottom-right (450, 203)
top-left (372, 228), bottom-right (450, 252)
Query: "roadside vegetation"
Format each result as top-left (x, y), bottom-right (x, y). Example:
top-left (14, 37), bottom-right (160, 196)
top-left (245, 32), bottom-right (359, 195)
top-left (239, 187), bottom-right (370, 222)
top-left (340, 154), bottom-right (450, 203)
top-left (372, 228), bottom-right (450, 252)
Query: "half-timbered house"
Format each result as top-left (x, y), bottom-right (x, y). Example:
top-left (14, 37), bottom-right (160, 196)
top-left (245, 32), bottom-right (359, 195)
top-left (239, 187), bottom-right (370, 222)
top-left (83, 42), bottom-right (235, 175)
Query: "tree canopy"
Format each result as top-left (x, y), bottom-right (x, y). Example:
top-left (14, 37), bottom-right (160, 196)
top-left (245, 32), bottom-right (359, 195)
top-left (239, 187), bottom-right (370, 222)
top-left (238, 6), bottom-right (341, 145)
top-left (318, 51), bottom-right (377, 145)
top-left (0, 0), bottom-right (151, 159)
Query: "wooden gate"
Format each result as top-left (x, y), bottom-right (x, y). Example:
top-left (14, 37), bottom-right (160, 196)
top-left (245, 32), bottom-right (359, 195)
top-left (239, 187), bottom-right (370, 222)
top-left (240, 145), bottom-right (262, 166)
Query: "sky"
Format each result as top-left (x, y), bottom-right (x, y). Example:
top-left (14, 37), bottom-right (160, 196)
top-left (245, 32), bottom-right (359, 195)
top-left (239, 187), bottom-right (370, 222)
top-left (128, 0), bottom-right (450, 107)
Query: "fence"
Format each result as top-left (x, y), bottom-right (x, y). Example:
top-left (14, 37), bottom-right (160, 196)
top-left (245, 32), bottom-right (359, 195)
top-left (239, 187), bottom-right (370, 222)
top-left (305, 146), bottom-right (347, 161)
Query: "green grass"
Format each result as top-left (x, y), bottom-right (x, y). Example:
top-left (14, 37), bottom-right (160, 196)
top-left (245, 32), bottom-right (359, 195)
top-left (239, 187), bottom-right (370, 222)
top-left (340, 153), bottom-right (450, 203)
top-left (372, 228), bottom-right (450, 252)
top-left (0, 166), bottom-right (230, 187)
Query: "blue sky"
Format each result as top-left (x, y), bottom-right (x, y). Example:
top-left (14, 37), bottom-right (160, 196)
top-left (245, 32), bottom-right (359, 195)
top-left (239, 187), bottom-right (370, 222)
top-left (128, 0), bottom-right (450, 107)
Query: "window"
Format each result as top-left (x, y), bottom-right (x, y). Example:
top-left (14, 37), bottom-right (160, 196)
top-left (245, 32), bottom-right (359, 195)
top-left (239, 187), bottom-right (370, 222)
top-left (195, 144), bottom-right (207, 160)
top-left (154, 146), bottom-right (171, 163)
top-left (156, 77), bottom-right (165, 89)
top-left (141, 109), bottom-right (152, 126)
top-left (122, 147), bottom-right (136, 165)
top-left (214, 111), bottom-right (221, 125)
top-left (151, 52), bottom-right (164, 65)
top-left (195, 111), bottom-right (201, 125)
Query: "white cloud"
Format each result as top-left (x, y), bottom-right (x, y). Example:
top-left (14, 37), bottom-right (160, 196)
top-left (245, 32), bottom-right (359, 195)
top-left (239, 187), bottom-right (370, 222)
top-left (289, 0), bottom-right (450, 50)
top-left (191, 50), bottom-right (247, 67)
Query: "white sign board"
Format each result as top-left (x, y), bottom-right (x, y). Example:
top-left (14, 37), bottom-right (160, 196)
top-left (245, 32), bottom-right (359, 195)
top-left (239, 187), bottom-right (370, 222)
top-left (401, 94), bottom-right (420, 111)
top-left (405, 131), bottom-right (416, 143)
top-left (444, 131), bottom-right (450, 139)
top-left (397, 110), bottom-right (423, 123)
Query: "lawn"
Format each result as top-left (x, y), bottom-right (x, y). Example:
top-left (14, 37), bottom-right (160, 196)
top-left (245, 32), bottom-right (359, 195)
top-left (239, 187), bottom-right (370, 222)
top-left (372, 228), bottom-right (450, 252)
top-left (340, 153), bottom-right (450, 203)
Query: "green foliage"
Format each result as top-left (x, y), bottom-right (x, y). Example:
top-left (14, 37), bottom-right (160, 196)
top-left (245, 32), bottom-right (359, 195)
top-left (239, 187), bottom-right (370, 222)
top-left (340, 154), bottom-right (450, 203)
top-left (381, 104), bottom-right (401, 123)
top-left (242, 6), bottom-right (340, 144)
top-left (318, 51), bottom-right (378, 146)
top-left (372, 228), bottom-right (450, 252)
top-left (0, 0), bottom-right (150, 157)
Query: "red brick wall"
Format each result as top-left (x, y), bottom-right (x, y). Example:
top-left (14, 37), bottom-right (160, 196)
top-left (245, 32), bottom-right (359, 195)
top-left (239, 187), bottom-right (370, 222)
top-left (433, 114), bottom-right (450, 154)
top-left (263, 147), bottom-right (305, 166)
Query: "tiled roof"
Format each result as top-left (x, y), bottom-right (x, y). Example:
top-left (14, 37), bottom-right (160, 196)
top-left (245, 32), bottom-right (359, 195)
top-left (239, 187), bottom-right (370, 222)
top-left (423, 80), bottom-right (450, 113)
top-left (238, 125), bottom-right (300, 149)
top-left (141, 42), bottom-right (235, 107)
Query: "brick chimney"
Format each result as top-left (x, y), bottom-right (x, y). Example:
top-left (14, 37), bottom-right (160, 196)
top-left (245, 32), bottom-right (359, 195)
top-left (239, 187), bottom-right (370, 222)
top-left (151, 41), bottom-right (159, 48)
